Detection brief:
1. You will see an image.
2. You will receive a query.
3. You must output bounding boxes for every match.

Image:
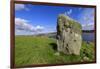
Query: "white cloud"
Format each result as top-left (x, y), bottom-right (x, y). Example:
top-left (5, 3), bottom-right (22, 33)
top-left (15, 18), bottom-right (44, 33)
top-left (78, 8), bottom-right (94, 30)
top-left (82, 12), bottom-right (94, 30)
top-left (82, 23), bottom-right (94, 30)
top-left (16, 29), bottom-right (21, 32)
top-left (35, 25), bottom-right (44, 32)
top-left (64, 9), bottom-right (72, 16)
top-left (15, 4), bottom-right (29, 11)
top-left (67, 9), bottom-right (72, 15)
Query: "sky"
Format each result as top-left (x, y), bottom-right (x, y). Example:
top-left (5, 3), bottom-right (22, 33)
top-left (15, 4), bottom-right (95, 35)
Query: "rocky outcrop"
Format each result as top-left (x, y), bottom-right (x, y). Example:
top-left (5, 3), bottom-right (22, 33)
top-left (57, 14), bottom-right (82, 55)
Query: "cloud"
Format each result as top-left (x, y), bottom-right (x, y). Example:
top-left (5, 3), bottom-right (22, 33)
top-left (67, 9), bottom-right (72, 15)
top-left (65, 9), bottom-right (72, 15)
top-left (64, 9), bottom-right (72, 16)
top-left (15, 4), bottom-right (29, 11)
top-left (83, 12), bottom-right (94, 24)
top-left (78, 8), bottom-right (94, 30)
top-left (82, 10), bottom-right (94, 30)
top-left (82, 23), bottom-right (94, 30)
top-left (15, 18), bottom-right (44, 33)
top-left (35, 25), bottom-right (44, 32)
top-left (83, 17), bottom-right (90, 21)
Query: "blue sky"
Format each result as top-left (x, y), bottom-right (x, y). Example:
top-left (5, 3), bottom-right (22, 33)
top-left (15, 4), bottom-right (95, 35)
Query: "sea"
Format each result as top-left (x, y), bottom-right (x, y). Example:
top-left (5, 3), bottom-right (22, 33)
top-left (82, 32), bottom-right (94, 42)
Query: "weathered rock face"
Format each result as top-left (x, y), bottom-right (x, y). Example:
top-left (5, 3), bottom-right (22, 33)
top-left (57, 14), bottom-right (82, 55)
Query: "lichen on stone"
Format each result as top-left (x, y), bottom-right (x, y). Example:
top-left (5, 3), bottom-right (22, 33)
top-left (57, 14), bottom-right (82, 55)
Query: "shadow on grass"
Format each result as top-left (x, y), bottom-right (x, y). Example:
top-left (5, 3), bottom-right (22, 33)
top-left (49, 43), bottom-right (57, 51)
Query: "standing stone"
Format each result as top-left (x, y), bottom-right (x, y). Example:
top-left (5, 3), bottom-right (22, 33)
top-left (57, 14), bottom-right (82, 55)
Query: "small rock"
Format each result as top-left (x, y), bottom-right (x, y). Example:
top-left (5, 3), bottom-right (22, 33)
top-left (81, 59), bottom-right (83, 62)
top-left (54, 52), bottom-right (60, 56)
top-left (83, 56), bottom-right (89, 61)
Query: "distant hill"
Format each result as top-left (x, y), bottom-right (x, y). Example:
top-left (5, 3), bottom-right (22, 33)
top-left (35, 30), bottom-right (95, 40)
top-left (36, 30), bottom-right (94, 36)
top-left (15, 30), bottom-right (94, 38)
top-left (82, 30), bottom-right (94, 33)
top-left (15, 30), bottom-right (94, 42)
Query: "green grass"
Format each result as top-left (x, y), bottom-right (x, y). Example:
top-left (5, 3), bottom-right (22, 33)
top-left (15, 36), bottom-right (95, 67)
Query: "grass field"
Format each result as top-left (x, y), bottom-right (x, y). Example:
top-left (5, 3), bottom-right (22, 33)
top-left (15, 36), bottom-right (95, 67)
